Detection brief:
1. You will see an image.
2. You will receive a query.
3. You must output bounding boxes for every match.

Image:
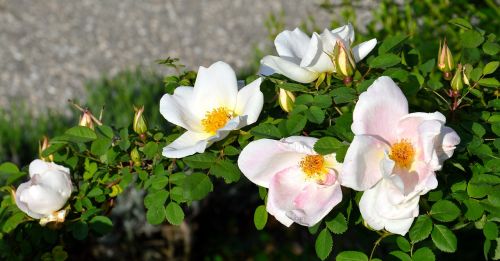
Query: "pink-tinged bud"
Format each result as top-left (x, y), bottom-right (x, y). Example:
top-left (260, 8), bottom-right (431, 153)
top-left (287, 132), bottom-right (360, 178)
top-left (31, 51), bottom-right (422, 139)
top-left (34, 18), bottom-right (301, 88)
top-left (133, 106), bottom-right (148, 135)
top-left (39, 136), bottom-right (54, 162)
top-left (79, 110), bottom-right (95, 129)
top-left (438, 38), bottom-right (454, 78)
top-left (278, 88), bottom-right (295, 113)
top-left (451, 64), bottom-right (464, 92)
top-left (333, 40), bottom-right (356, 85)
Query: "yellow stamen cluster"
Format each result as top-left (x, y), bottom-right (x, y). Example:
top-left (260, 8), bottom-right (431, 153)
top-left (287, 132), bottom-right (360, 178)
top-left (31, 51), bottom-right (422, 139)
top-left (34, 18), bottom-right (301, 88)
top-left (201, 107), bottom-right (232, 134)
top-left (300, 155), bottom-right (328, 180)
top-left (390, 139), bottom-right (415, 169)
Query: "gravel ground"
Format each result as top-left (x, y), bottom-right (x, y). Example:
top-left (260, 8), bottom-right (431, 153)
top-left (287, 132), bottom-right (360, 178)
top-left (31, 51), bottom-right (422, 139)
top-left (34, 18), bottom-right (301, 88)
top-left (0, 0), bottom-right (372, 115)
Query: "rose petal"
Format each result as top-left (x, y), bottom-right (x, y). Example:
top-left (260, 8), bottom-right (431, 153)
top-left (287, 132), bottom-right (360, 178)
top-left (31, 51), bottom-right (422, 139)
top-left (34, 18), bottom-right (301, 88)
top-left (192, 61), bottom-right (238, 116)
top-left (260, 55), bottom-right (320, 83)
top-left (289, 179), bottom-right (342, 226)
top-left (234, 77), bottom-right (263, 125)
top-left (160, 87), bottom-right (203, 132)
top-left (300, 32), bottom-right (334, 73)
top-left (274, 28), bottom-right (311, 59)
top-left (238, 139), bottom-right (305, 187)
top-left (341, 135), bottom-right (390, 191)
top-left (15, 181), bottom-right (44, 219)
top-left (331, 23), bottom-right (355, 44)
top-left (18, 182), bottom-right (66, 217)
top-left (352, 76), bottom-right (409, 143)
top-left (439, 126), bottom-right (460, 162)
top-left (352, 38), bottom-right (377, 62)
top-left (29, 159), bottom-right (50, 178)
top-left (267, 167), bottom-right (305, 226)
top-left (162, 131), bottom-right (211, 158)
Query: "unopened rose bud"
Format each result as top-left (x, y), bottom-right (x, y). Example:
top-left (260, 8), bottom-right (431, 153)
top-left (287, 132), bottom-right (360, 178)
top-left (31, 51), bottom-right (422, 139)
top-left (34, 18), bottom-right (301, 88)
top-left (133, 106), bottom-right (148, 135)
top-left (278, 88), bottom-right (295, 113)
top-left (39, 136), bottom-right (54, 162)
top-left (15, 160), bottom-right (73, 222)
top-left (333, 40), bottom-right (356, 85)
top-left (79, 110), bottom-right (95, 129)
top-left (130, 147), bottom-right (141, 167)
top-left (438, 38), bottom-right (454, 79)
top-left (451, 64), bottom-right (464, 92)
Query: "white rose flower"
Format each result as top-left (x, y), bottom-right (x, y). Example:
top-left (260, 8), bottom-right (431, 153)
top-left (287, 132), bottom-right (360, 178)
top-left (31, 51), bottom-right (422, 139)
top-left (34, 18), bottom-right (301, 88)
top-left (15, 159), bottom-right (73, 220)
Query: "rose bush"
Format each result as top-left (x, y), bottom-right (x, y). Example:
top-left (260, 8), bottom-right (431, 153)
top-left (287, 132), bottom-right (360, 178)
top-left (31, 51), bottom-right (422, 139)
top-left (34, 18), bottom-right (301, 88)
top-left (0, 3), bottom-right (498, 260)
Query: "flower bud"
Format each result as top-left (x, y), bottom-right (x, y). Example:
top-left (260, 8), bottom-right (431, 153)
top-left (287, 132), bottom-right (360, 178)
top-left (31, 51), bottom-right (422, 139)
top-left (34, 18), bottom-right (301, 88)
top-left (333, 40), bottom-right (356, 84)
top-left (79, 110), bottom-right (95, 129)
top-left (39, 209), bottom-right (68, 227)
top-left (39, 136), bottom-right (54, 162)
top-left (451, 64), bottom-right (464, 92)
top-left (133, 106), bottom-right (148, 135)
top-left (15, 160), bottom-right (73, 221)
top-left (130, 147), bottom-right (141, 167)
top-left (438, 38), bottom-right (454, 78)
top-left (278, 88), bottom-right (295, 113)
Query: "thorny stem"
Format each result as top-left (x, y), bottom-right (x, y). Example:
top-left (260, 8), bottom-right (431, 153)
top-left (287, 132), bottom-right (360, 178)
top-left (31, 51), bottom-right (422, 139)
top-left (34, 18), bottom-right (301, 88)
top-left (369, 232), bottom-right (391, 260)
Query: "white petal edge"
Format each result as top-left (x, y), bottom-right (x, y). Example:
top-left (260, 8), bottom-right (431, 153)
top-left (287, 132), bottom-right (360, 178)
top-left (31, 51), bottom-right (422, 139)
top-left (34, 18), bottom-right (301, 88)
top-left (159, 87), bottom-right (203, 132)
top-left (353, 38), bottom-right (377, 62)
top-left (162, 131), bottom-right (211, 158)
top-left (234, 77), bottom-right (264, 125)
top-left (274, 28), bottom-right (311, 59)
top-left (260, 55), bottom-right (319, 83)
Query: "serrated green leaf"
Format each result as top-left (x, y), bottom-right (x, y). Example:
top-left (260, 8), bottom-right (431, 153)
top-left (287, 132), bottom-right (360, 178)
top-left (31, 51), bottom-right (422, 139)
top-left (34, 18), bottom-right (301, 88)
top-left (146, 205), bottom-right (166, 225)
top-left (251, 123), bottom-right (282, 139)
top-left (165, 202), bottom-right (184, 225)
top-left (336, 251), bottom-right (368, 261)
top-left (90, 138), bottom-right (112, 156)
top-left (313, 95), bottom-right (332, 108)
top-left (412, 247), bottom-right (435, 261)
top-left (144, 190), bottom-right (169, 209)
top-left (369, 53), bottom-right (401, 68)
top-left (70, 221), bottom-right (89, 240)
top-left (483, 61), bottom-right (499, 75)
top-left (183, 153), bottom-right (217, 169)
top-left (314, 137), bottom-right (345, 155)
top-left (331, 87), bottom-right (357, 104)
top-left (326, 213), bottom-right (348, 234)
top-left (483, 221), bottom-right (499, 240)
top-left (278, 82), bottom-right (308, 92)
top-left (315, 228), bottom-right (333, 260)
top-left (253, 205), bottom-right (268, 230)
top-left (96, 125), bottom-right (114, 139)
top-left (306, 106), bottom-right (325, 124)
top-left (430, 200), bottom-right (461, 222)
top-left (378, 34), bottom-right (407, 54)
top-left (2, 212), bottom-right (26, 233)
top-left (478, 78), bottom-right (500, 87)
top-left (286, 114), bottom-right (307, 134)
top-left (210, 160), bottom-right (241, 183)
top-left (396, 236), bottom-right (411, 252)
top-left (483, 42), bottom-right (500, 56)
top-left (431, 224), bottom-right (457, 253)
top-left (461, 30), bottom-right (484, 48)
top-left (410, 215), bottom-right (433, 243)
top-left (89, 216), bottom-right (113, 234)
top-left (65, 126), bottom-right (97, 143)
top-left (464, 199), bottom-right (484, 221)
top-left (390, 251), bottom-right (412, 261)
top-left (449, 18), bottom-right (472, 29)
top-left (182, 173), bottom-right (213, 201)
top-left (142, 142), bottom-right (159, 159)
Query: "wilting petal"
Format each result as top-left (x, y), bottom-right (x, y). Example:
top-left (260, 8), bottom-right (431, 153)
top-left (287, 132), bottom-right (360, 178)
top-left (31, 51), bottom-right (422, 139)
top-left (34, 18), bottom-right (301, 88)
top-left (352, 76), bottom-right (408, 143)
top-left (160, 87), bottom-right (203, 132)
top-left (260, 55), bottom-right (320, 83)
top-left (234, 77), bottom-right (264, 125)
top-left (238, 139), bottom-right (305, 187)
top-left (342, 135), bottom-right (390, 191)
top-left (359, 179), bottom-right (419, 235)
top-left (275, 28), bottom-right (311, 59)
top-left (353, 38), bottom-right (377, 62)
top-left (192, 61), bottom-right (238, 115)
top-left (290, 177), bottom-right (342, 226)
top-left (162, 131), bottom-right (211, 158)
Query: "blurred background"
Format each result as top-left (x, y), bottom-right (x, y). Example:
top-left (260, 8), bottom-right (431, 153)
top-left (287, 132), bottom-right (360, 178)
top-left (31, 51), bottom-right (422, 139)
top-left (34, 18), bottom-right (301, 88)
top-left (0, 0), bottom-right (499, 260)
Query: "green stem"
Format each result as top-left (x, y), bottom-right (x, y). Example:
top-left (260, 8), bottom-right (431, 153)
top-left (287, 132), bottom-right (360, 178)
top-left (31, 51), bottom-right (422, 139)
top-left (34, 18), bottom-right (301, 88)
top-left (369, 232), bottom-right (391, 260)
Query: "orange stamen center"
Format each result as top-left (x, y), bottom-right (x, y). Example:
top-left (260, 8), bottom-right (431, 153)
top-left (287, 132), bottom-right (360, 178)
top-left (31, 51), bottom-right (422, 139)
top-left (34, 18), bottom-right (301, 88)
top-left (390, 139), bottom-right (415, 169)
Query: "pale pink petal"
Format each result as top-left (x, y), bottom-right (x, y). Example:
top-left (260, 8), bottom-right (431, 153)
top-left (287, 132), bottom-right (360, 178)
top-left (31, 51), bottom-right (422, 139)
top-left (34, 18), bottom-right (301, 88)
top-left (438, 126), bottom-right (460, 163)
top-left (359, 179), bottom-right (420, 236)
top-left (267, 167), bottom-right (305, 226)
top-left (352, 39), bottom-right (377, 62)
top-left (341, 135), bottom-right (390, 191)
top-left (397, 112), bottom-right (446, 144)
top-left (192, 61), bottom-right (238, 115)
top-left (234, 77), bottom-right (264, 125)
top-left (260, 55), bottom-right (320, 83)
top-left (352, 76), bottom-right (409, 143)
top-left (281, 136), bottom-right (318, 154)
top-left (274, 28), bottom-right (311, 59)
top-left (290, 177), bottom-right (342, 226)
top-left (418, 120), bottom-right (446, 170)
top-left (238, 139), bottom-right (304, 187)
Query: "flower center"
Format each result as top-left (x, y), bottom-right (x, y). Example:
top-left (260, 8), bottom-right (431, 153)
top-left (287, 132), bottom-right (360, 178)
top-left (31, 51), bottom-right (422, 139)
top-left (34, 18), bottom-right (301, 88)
top-left (201, 107), bottom-right (232, 134)
top-left (300, 154), bottom-right (328, 180)
top-left (390, 139), bottom-right (415, 169)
